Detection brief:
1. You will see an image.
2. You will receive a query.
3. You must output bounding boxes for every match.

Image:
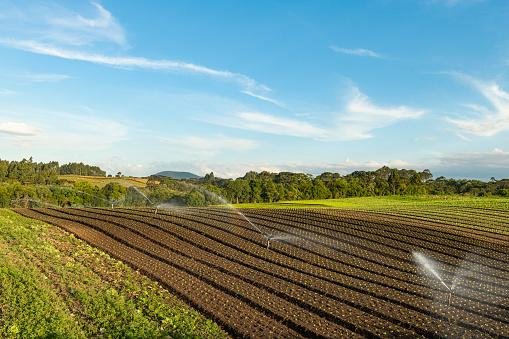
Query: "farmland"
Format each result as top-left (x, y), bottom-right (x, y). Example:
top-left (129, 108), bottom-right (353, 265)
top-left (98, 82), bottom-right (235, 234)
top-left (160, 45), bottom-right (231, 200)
top-left (58, 174), bottom-right (149, 188)
top-left (0, 209), bottom-right (226, 338)
top-left (12, 203), bottom-right (509, 338)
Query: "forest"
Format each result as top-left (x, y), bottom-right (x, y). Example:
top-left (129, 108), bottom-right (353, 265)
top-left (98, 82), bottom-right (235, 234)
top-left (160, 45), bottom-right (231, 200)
top-left (0, 157), bottom-right (508, 208)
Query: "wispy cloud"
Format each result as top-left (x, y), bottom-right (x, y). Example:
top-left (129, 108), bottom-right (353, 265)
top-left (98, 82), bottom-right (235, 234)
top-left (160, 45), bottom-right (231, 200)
top-left (0, 39), bottom-right (269, 94)
top-left (19, 72), bottom-right (71, 83)
top-left (0, 121), bottom-right (39, 136)
top-left (0, 1), bottom-right (126, 47)
top-left (48, 2), bottom-right (126, 46)
top-left (329, 46), bottom-right (382, 58)
top-left (218, 111), bottom-right (327, 138)
top-left (211, 85), bottom-right (424, 141)
top-left (338, 86), bottom-right (425, 139)
top-left (0, 2), bottom-right (271, 96)
top-left (241, 90), bottom-right (286, 108)
top-left (446, 73), bottom-right (509, 137)
top-left (1, 108), bottom-right (128, 150)
top-left (161, 135), bottom-right (258, 155)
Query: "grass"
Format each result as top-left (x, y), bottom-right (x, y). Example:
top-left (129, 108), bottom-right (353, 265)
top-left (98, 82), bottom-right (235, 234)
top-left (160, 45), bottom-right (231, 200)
top-left (59, 175), bottom-right (149, 188)
top-left (0, 209), bottom-right (227, 338)
top-left (235, 195), bottom-right (509, 210)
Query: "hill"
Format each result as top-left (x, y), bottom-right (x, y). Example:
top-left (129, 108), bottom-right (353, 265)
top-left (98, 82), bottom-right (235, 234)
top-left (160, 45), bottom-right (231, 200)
top-left (153, 171), bottom-right (201, 179)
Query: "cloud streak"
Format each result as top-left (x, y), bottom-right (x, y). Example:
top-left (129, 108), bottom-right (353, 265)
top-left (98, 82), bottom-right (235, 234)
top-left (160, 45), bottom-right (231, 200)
top-left (0, 39), bottom-right (269, 93)
top-left (338, 86), bottom-right (425, 139)
top-left (1, 108), bottom-right (128, 150)
top-left (220, 111), bottom-right (327, 138)
top-left (0, 2), bottom-right (270, 95)
top-left (48, 1), bottom-right (126, 46)
top-left (330, 46), bottom-right (382, 58)
top-left (446, 73), bottom-right (509, 137)
top-left (211, 86), bottom-right (424, 141)
top-left (0, 1), bottom-right (126, 47)
top-left (19, 72), bottom-right (71, 83)
top-left (241, 90), bottom-right (286, 108)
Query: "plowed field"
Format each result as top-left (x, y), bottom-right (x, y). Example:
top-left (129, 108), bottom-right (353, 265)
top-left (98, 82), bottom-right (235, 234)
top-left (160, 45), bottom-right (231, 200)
top-left (13, 207), bottom-right (509, 338)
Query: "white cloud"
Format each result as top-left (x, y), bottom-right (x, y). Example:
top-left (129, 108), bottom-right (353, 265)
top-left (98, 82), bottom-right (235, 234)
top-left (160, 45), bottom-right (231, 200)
top-left (1, 108), bottom-right (128, 150)
top-left (48, 2), bottom-right (126, 46)
top-left (220, 111), bottom-right (328, 138)
top-left (0, 39), bottom-right (269, 94)
top-left (210, 86), bottom-right (424, 141)
top-left (19, 73), bottom-right (71, 83)
top-left (0, 2), bottom-right (270, 96)
top-left (241, 90), bottom-right (286, 108)
top-left (330, 46), bottom-right (382, 58)
top-left (446, 73), bottom-right (509, 137)
top-left (338, 86), bottom-right (425, 139)
top-left (160, 135), bottom-right (258, 155)
top-left (0, 122), bottom-right (39, 136)
top-left (0, 1), bottom-right (126, 47)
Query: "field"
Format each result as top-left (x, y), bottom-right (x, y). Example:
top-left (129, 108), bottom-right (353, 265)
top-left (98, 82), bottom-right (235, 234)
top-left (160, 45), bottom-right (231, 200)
top-left (236, 195), bottom-right (509, 210)
top-left (58, 175), bottom-right (149, 188)
top-left (12, 202), bottom-right (509, 338)
top-left (0, 209), bottom-right (226, 338)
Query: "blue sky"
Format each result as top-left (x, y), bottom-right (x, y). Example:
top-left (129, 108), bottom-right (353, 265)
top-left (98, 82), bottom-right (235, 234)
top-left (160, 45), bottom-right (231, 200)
top-left (0, 0), bottom-right (508, 179)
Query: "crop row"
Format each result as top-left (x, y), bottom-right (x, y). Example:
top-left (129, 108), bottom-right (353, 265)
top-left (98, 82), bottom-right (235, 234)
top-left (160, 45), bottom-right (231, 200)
top-left (15, 207), bottom-right (509, 338)
top-left (194, 208), bottom-right (509, 290)
top-left (134, 207), bottom-right (509, 309)
top-left (13, 208), bottom-right (301, 338)
top-left (242, 208), bottom-right (509, 275)
top-left (110, 207), bottom-right (508, 336)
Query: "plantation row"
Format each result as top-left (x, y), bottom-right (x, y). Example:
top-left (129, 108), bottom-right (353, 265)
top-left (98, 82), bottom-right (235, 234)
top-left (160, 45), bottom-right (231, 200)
top-left (14, 207), bottom-right (509, 338)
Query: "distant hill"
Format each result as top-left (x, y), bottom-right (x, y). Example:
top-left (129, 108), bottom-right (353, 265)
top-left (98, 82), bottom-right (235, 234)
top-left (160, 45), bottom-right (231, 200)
top-left (153, 171), bottom-right (201, 180)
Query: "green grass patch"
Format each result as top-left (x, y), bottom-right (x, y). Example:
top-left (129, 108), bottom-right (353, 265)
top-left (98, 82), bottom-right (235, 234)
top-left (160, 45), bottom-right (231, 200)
top-left (235, 195), bottom-right (509, 210)
top-left (0, 209), bottom-right (227, 338)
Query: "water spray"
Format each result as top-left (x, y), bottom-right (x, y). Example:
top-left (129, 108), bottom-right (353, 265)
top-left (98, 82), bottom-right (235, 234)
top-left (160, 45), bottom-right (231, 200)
top-left (413, 251), bottom-right (452, 292)
top-left (129, 186), bottom-right (158, 214)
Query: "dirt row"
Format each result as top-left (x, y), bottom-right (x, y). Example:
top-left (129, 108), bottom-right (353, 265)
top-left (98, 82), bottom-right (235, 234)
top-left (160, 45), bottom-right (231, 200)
top-left (14, 207), bottom-right (509, 338)
top-left (13, 208), bottom-right (302, 338)
top-left (125, 207), bottom-right (509, 310)
top-left (98, 208), bottom-right (509, 335)
top-left (189, 208), bottom-right (509, 290)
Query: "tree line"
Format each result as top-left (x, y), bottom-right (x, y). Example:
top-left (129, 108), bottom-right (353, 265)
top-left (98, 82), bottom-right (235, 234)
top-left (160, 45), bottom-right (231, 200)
top-left (0, 158), bottom-right (106, 185)
top-left (0, 157), bottom-right (508, 208)
top-left (189, 167), bottom-right (509, 204)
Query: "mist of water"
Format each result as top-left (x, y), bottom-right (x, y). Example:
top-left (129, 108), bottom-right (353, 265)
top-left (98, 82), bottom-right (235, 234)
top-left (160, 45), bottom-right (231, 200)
top-left (130, 186), bottom-right (154, 205)
top-left (413, 251), bottom-right (451, 291)
top-left (166, 181), bottom-right (271, 243)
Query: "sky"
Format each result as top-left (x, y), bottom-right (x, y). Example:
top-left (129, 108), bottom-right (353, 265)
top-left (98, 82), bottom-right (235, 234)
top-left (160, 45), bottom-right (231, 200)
top-left (0, 0), bottom-right (508, 179)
